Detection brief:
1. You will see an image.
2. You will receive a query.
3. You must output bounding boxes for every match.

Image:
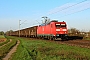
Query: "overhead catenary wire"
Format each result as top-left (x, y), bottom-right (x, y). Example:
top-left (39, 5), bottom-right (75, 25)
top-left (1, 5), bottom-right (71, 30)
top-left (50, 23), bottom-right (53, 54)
top-left (47, 0), bottom-right (88, 15)
top-left (35, 20), bottom-right (41, 24)
top-left (55, 6), bottom-right (90, 19)
top-left (31, 0), bottom-right (89, 26)
top-left (20, 20), bottom-right (27, 25)
top-left (46, 0), bottom-right (90, 19)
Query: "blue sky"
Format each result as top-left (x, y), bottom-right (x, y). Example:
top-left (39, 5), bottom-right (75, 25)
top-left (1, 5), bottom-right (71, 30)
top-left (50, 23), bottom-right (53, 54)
top-left (0, 0), bottom-right (90, 32)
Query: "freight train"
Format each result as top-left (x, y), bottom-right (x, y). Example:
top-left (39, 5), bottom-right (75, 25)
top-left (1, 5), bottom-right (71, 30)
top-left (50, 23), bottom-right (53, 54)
top-left (8, 20), bottom-right (83, 40)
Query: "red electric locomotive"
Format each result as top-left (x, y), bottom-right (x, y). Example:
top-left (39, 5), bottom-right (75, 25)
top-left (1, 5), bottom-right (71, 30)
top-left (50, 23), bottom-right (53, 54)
top-left (37, 20), bottom-right (68, 40)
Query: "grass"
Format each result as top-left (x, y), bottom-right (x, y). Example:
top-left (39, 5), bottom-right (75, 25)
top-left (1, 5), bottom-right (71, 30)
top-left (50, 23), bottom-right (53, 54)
top-left (8, 36), bottom-right (90, 60)
top-left (0, 35), bottom-right (5, 39)
top-left (85, 37), bottom-right (90, 40)
top-left (0, 38), bottom-right (9, 46)
top-left (0, 36), bottom-right (17, 60)
top-left (0, 35), bottom-right (9, 46)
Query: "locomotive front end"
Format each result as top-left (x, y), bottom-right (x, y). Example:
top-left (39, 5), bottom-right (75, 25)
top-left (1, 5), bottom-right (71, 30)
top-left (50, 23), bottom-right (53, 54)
top-left (55, 21), bottom-right (68, 40)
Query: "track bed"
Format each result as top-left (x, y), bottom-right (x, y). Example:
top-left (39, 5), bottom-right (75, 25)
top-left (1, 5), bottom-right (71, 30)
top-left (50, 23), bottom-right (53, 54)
top-left (54, 39), bottom-right (90, 48)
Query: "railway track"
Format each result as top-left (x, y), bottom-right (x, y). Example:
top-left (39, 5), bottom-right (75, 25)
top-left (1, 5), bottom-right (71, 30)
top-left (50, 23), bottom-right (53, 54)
top-left (55, 39), bottom-right (90, 49)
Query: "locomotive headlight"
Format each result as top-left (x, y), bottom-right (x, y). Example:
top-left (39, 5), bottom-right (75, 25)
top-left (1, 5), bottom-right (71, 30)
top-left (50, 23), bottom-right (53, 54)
top-left (56, 34), bottom-right (59, 36)
top-left (63, 29), bottom-right (66, 31)
top-left (56, 29), bottom-right (60, 31)
top-left (56, 24), bottom-right (60, 25)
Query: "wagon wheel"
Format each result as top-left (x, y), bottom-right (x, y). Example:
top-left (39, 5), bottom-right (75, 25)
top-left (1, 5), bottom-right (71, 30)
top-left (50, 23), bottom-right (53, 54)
top-left (47, 36), bottom-right (50, 40)
top-left (49, 37), bottom-right (52, 40)
top-left (52, 37), bottom-right (55, 41)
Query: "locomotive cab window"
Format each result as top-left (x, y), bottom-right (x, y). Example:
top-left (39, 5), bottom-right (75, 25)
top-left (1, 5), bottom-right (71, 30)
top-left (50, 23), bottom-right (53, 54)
top-left (55, 24), bottom-right (66, 28)
top-left (56, 24), bottom-right (60, 28)
top-left (61, 24), bottom-right (66, 27)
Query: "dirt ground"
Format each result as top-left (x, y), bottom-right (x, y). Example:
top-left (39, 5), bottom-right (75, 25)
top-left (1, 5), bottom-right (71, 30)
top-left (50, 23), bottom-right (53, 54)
top-left (0, 38), bottom-right (6, 43)
top-left (3, 40), bottom-right (20, 60)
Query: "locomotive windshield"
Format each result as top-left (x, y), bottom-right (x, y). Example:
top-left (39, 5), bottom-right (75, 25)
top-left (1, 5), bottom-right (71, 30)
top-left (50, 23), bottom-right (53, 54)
top-left (56, 24), bottom-right (60, 28)
top-left (56, 24), bottom-right (66, 28)
top-left (61, 24), bottom-right (66, 27)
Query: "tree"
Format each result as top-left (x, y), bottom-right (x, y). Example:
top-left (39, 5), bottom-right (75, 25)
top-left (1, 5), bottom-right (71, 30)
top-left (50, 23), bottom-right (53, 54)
top-left (0, 31), bottom-right (4, 35)
top-left (88, 31), bottom-right (90, 37)
top-left (68, 28), bottom-right (80, 36)
top-left (68, 28), bottom-right (86, 37)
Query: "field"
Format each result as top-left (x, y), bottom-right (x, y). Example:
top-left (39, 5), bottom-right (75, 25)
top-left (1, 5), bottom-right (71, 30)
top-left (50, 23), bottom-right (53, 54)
top-left (8, 37), bottom-right (90, 60)
top-left (85, 37), bottom-right (90, 40)
top-left (0, 35), bottom-right (5, 38)
top-left (0, 36), bottom-right (17, 60)
top-left (0, 35), bottom-right (6, 43)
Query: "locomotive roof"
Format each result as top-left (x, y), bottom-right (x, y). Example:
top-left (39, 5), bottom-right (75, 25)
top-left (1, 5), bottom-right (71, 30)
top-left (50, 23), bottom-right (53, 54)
top-left (39, 20), bottom-right (65, 26)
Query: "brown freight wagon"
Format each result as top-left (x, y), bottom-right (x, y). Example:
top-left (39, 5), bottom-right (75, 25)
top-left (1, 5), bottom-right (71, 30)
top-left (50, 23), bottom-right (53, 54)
top-left (20, 29), bottom-right (26, 37)
top-left (15, 31), bottom-right (19, 36)
top-left (19, 26), bottom-right (38, 38)
top-left (10, 31), bottom-right (19, 36)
